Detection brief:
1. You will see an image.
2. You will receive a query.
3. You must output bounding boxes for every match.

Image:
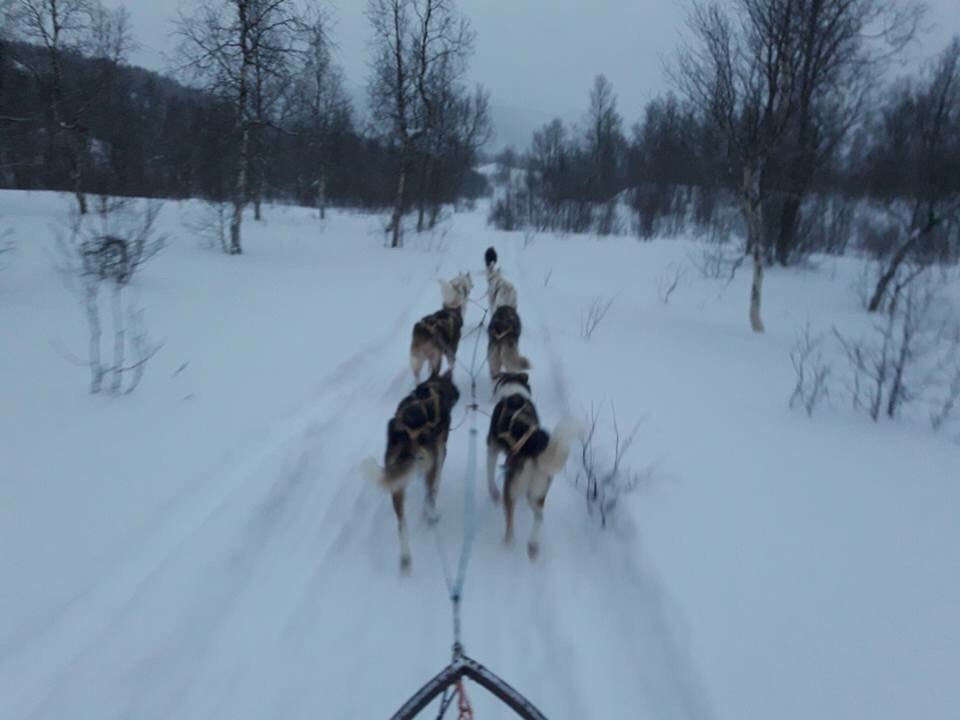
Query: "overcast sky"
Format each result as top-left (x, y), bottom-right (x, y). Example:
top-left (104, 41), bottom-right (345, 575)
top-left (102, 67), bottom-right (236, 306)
top-left (127, 0), bottom-right (960, 150)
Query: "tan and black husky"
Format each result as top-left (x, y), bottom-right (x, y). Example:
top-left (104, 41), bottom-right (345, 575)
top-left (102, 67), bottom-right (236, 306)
top-left (486, 373), bottom-right (575, 560)
top-left (410, 272), bottom-right (473, 381)
top-left (487, 288), bottom-right (530, 379)
top-left (364, 370), bottom-right (460, 572)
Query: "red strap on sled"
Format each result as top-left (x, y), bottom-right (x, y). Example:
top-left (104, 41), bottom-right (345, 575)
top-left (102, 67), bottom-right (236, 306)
top-left (456, 678), bottom-right (474, 720)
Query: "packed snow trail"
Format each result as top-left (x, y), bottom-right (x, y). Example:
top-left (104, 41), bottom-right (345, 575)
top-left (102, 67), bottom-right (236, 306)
top-left (1, 224), bottom-right (712, 720)
top-left (4, 195), bottom-right (958, 720)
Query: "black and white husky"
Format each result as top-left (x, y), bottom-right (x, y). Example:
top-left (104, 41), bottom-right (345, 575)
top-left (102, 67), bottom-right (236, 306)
top-left (484, 246), bottom-right (517, 311)
top-left (364, 370), bottom-right (460, 573)
top-left (486, 373), bottom-right (576, 560)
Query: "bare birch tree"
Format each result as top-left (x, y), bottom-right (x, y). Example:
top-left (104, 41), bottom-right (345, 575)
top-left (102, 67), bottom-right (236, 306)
top-left (294, 17), bottom-right (350, 221)
top-left (863, 37), bottom-right (960, 312)
top-left (175, 0), bottom-right (309, 254)
top-left (2, 0), bottom-right (133, 215)
top-left (769, 0), bottom-right (921, 266)
top-left (676, 0), bottom-right (802, 333)
top-left (366, 0), bottom-right (474, 248)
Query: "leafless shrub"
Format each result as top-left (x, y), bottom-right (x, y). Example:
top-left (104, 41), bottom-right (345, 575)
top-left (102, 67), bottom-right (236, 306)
top-left (0, 226), bottom-right (14, 269)
top-left (688, 242), bottom-right (746, 283)
top-left (183, 200), bottom-right (230, 252)
top-left (795, 194), bottom-right (854, 258)
top-left (789, 323), bottom-right (832, 416)
top-left (595, 197), bottom-right (623, 236)
top-left (835, 268), bottom-right (949, 422)
top-left (410, 223), bottom-right (451, 254)
top-left (930, 325), bottom-right (960, 432)
top-left (55, 199), bottom-right (164, 394)
top-left (580, 296), bottom-right (614, 340)
top-left (543, 267), bottom-right (553, 288)
top-left (657, 262), bottom-right (686, 304)
top-left (571, 403), bottom-right (647, 528)
top-left (523, 229), bottom-right (536, 248)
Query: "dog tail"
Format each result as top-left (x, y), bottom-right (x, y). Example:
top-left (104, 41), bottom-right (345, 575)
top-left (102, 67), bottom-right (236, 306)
top-left (500, 338), bottom-right (531, 371)
top-left (362, 456), bottom-right (418, 492)
top-left (536, 419), bottom-right (581, 476)
top-left (361, 457), bottom-right (389, 488)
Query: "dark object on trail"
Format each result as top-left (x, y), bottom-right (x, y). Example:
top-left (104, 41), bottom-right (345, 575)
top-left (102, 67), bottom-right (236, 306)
top-left (484, 246), bottom-right (498, 269)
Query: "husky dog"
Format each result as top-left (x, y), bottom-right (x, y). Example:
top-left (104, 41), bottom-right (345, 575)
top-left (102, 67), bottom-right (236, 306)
top-left (486, 373), bottom-right (575, 560)
top-left (487, 295), bottom-right (530, 379)
top-left (364, 370), bottom-right (460, 572)
top-left (483, 247), bottom-right (506, 312)
top-left (485, 257), bottom-right (519, 313)
top-left (410, 272), bottom-right (473, 381)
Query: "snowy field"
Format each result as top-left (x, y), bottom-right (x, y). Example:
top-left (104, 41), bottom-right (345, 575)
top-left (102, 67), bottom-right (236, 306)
top-left (1, 190), bottom-right (957, 719)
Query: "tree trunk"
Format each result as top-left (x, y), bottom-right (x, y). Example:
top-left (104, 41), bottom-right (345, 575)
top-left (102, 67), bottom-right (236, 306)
top-left (867, 226), bottom-right (930, 312)
top-left (229, 0), bottom-right (252, 255)
top-left (391, 162), bottom-right (407, 248)
top-left (749, 241), bottom-right (765, 333)
top-left (416, 157), bottom-right (430, 233)
top-left (230, 123), bottom-right (249, 255)
top-left (318, 170), bottom-right (326, 221)
top-left (252, 131), bottom-right (263, 221)
top-left (775, 195), bottom-right (801, 266)
top-left (69, 137), bottom-right (88, 216)
top-left (85, 283), bottom-right (103, 393)
top-left (110, 283), bottom-right (124, 395)
top-left (743, 166), bottom-right (766, 333)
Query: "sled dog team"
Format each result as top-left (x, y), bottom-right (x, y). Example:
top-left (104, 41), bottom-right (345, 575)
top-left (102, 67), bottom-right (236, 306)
top-left (365, 247), bottom-right (575, 573)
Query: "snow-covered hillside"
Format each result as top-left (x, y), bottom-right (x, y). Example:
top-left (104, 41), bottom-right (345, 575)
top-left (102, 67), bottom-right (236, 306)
top-left (1, 191), bottom-right (957, 719)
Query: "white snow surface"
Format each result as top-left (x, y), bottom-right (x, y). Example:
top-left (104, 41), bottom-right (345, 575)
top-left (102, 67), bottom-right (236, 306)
top-left (1, 190), bottom-right (957, 719)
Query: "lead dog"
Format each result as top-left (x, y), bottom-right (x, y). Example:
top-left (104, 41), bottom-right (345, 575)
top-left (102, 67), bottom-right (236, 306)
top-left (486, 372), bottom-right (575, 560)
top-left (410, 272), bottom-right (473, 381)
top-left (364, 370), bottom-right (460, 572)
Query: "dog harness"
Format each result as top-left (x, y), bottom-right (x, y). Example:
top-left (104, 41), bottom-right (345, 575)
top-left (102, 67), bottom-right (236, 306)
top-left (493, 393), bottom-right (540, 458)
top-left (394, 382), bottom-right (448, 442)
top-left (419, 307), bottom-right (464, 352)
top-left (488, 306), bottom-right (520, 342)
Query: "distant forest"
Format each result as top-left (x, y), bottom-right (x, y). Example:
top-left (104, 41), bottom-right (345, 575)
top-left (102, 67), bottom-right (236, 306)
top-left (0, 37), bottom-right (488, 212)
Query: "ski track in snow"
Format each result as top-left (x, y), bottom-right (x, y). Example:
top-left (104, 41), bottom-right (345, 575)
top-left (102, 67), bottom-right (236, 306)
top-left (4, 260), bottom-right (448, 719)
top-left (3, 229), bottom-right (715, 720)
top-left (5, 197), bottom-right (958, 720)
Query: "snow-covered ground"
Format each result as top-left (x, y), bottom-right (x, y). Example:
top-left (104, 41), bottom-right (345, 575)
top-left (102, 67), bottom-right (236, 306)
top-left (1, 190), bottom-right (957, 719)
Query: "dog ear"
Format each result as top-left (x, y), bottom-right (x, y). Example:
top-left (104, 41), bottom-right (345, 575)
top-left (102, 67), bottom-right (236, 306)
top-left (518, 372), bottom-right (530, 386)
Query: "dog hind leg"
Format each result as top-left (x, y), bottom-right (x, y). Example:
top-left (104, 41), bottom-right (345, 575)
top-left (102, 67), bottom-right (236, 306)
top-left (486, 441), bottom-right (501, 504)
top-left (526, 471), bottom-right (552, 561)
top-left (423, 450), bottom-right (441, 525)
top-left (488, 344), bottom-right (501, 380)
top-left (392, 488), bottom-right (411, 573)
top-left (503, 466), bottom-right (521, 545)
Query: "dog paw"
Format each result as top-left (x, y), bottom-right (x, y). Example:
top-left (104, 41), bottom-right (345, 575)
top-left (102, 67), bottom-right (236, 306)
top-left (400, 555), bottom-right (412, 575)
top-left (423, 504), bottom-right (440, 525)
top-left (503, 532), bottom-right (514, 547)
top-left (527, 542), bottom-right (540, 561)
top-left (488, 488), bottom-right (501, 505)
